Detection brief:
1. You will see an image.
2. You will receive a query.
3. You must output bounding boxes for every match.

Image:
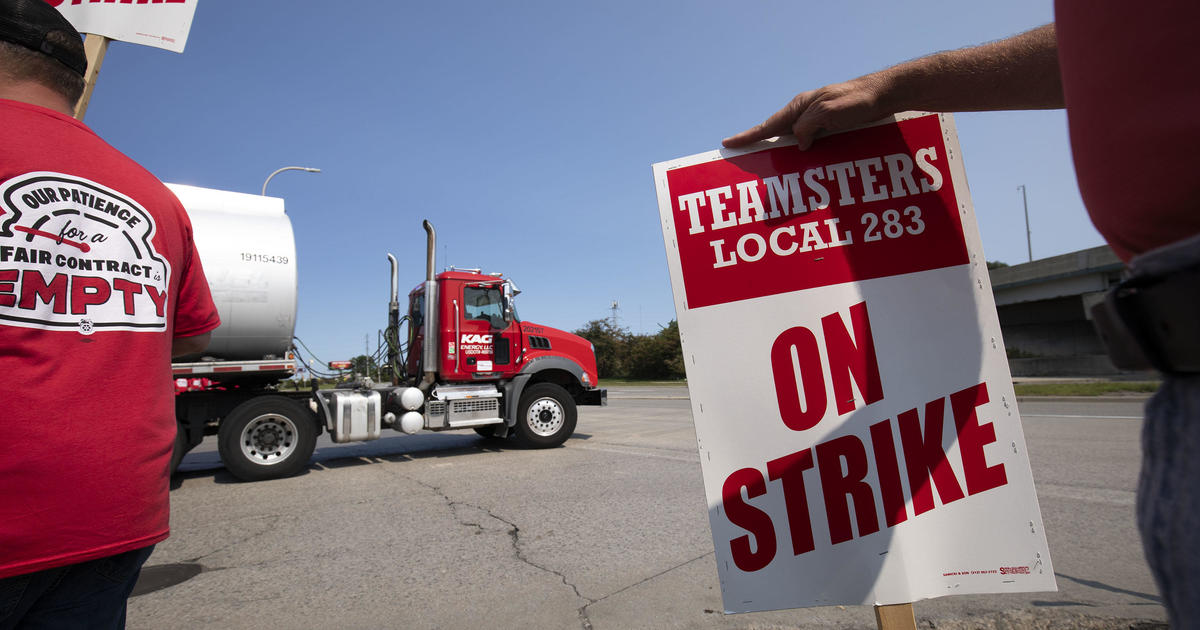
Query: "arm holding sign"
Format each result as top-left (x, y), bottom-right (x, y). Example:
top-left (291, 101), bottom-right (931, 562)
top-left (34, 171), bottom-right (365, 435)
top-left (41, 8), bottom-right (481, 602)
top-left (722, 24), bottom-right (1062, 150)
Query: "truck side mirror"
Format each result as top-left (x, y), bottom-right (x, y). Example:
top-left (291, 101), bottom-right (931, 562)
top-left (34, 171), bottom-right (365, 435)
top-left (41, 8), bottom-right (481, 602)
top-left (501, 280), bottom-right (519, 323)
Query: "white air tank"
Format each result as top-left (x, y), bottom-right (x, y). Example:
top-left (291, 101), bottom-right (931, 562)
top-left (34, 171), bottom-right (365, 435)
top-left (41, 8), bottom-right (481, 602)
top-left (167, 183), bottom-right (298, 360)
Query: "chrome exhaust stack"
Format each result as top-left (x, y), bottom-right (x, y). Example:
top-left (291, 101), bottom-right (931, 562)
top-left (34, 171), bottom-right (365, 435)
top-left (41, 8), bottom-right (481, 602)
top-left (386, 253), bottom-right (400, 383)
top-left (420, 220), bottom-right (438, 391)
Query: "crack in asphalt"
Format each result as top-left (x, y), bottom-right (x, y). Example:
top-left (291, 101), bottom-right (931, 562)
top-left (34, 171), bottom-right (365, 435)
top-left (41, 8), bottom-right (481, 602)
top-left (185, 514), bottom-right (283, 566)
top-left (588, 551), bottom-right (715, 607)
top-left (392, 469), bottom-right (715, 630)
top-left (405, 474), bottom-right (597, 630)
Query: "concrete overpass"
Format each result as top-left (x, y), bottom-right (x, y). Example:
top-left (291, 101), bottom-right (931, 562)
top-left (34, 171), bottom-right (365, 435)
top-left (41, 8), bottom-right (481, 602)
top-left (988, 246), bottom-right (1138, 376)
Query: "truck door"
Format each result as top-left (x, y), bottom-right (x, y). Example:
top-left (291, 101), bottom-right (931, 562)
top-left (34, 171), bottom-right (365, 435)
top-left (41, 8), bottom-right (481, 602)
top-left (454, 283), bottom-right (520, 378)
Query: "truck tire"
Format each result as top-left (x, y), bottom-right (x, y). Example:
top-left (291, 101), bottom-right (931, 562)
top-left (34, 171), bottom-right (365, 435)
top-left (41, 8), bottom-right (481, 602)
top-left (512, 383), bottom-right (576, 448)
top-left (217, 396), bottom-right (317, 482)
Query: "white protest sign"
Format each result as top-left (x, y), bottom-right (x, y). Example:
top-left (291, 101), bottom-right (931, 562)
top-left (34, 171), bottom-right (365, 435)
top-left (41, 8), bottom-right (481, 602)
top-left (652, 113), bottom-right (1056, 613)
top-left (47, 0), bottom-right (199, 53)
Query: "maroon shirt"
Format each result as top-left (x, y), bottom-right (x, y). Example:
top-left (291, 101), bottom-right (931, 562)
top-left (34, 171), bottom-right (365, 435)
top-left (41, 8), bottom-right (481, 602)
top-left (1056, 0), bottom-right (1200, 261)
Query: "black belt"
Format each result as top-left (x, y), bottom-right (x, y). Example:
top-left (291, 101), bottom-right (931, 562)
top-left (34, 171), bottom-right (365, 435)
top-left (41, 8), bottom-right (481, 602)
top-left (1090, 233), bottom-right (1200, 375)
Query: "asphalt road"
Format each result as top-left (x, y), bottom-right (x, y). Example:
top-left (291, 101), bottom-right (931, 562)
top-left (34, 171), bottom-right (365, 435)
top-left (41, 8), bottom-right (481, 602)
top-left (130, 387), bottom-right (1166, 629)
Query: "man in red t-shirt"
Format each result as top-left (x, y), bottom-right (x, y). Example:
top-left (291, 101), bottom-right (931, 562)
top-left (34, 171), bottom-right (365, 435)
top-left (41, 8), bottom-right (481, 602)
top-left (0, 1), bottom-right (220, 627)
top-left (723, 1), bottom-right (1198, 625)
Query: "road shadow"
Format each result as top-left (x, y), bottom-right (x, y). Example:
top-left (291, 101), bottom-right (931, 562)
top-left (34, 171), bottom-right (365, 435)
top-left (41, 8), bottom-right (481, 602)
top-left (171, 430), bottom-right (586, 485)
top-left (131, 562), bottom-right (204, 597)
top-left (1054, 572), bottom-right (1162, 604)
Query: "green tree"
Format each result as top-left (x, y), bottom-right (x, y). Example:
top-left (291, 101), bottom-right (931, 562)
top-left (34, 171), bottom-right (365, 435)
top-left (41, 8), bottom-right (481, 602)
top-left (626, 321), bottom-right (685, 380)
top-left (350, 354), bottom-right (378, 379)
top-left (657, 320), bottom-right (685, 378)
top-left (573, 319), bottom-right (631, 378)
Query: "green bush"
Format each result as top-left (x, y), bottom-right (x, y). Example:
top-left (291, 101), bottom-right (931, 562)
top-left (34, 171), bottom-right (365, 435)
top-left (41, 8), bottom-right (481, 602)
top-left (574, 319), bottom-right (684, 380)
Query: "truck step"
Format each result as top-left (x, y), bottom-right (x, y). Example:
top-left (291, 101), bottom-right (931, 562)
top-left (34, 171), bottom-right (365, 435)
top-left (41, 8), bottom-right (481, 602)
top-left (447, 417), bottom-right (504, 428)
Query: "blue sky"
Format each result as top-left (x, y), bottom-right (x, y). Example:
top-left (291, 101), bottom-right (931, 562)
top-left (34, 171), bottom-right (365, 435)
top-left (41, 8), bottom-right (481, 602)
top-left (82, 0), bottom-right (1096, 365)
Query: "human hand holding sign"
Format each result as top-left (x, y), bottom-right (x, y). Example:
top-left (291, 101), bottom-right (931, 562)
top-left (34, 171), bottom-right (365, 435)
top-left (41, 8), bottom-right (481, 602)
top-left (722, 24), bottom-right (1062, 150)
top-left (722, 75), bottom-right (895, 150)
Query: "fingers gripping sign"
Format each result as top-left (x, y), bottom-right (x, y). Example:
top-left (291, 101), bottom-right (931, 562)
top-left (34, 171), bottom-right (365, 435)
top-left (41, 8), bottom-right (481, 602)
top-left (723, 77), bottom-right (894, 150)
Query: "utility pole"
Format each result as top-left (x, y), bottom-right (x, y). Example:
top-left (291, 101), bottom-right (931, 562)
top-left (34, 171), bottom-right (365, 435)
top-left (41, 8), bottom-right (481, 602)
top-left (1019, 185), bottom-right (1032, 262)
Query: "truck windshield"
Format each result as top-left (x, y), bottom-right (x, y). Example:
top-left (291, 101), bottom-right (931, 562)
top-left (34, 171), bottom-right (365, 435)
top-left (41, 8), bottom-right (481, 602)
top-left (464, 286), bottom-right (505, 328)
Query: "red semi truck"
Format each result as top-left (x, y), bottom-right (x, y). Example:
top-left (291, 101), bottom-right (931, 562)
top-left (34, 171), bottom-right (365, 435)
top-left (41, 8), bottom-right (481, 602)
top-left (170, 185), bottom-right (605, 481)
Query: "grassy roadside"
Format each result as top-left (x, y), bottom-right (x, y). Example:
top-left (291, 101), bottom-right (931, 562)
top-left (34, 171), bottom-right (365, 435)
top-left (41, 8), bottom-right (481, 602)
top-left (599, 379), bottom-right (688, 387)
top-left (598, 379), bottom-right (1161, 397)
top-left (1012, 381), bottom-right (1160, 397)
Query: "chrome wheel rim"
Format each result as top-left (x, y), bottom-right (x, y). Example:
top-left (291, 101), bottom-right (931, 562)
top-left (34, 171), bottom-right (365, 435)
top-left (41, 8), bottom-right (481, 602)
top-left (526, 397), bottom-right (564, 437)
top-left (239, 413), bottom-right (298, 465)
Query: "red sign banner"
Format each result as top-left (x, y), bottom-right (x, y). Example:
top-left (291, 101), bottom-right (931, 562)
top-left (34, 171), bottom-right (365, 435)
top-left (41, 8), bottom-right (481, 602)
top-left (665, 114), bottom-right (969, 309)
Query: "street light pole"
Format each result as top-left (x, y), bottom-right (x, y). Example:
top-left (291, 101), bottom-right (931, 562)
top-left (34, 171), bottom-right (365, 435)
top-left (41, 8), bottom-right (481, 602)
top-left (262, 166), bottom-right (321, 196)
top-left (1018, 184), bottom-right (1032, 262)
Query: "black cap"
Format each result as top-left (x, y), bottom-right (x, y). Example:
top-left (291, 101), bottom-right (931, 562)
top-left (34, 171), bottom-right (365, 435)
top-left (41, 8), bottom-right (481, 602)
top-left (0, 0), bottom-right (86, 77)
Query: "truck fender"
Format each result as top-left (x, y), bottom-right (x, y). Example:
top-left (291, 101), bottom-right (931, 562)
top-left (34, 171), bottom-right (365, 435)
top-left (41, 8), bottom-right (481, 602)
top-left (505, 356), bottom-right (587, 425)
top-left (503, 374), bottom-right (534, 428)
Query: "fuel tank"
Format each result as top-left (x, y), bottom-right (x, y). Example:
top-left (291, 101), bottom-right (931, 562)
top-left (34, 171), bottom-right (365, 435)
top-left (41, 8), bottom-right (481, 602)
top-left (166, 183), bottom-right (297, 360)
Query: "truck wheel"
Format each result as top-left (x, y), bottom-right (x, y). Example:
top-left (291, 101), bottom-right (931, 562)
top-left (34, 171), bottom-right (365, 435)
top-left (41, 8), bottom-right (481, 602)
top-left (218, 396), bottom-right (317, 482)
top-left (512, 383), bottom-right (576, 448)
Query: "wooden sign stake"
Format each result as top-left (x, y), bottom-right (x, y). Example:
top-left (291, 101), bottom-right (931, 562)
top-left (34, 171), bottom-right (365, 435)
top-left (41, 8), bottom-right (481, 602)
top-left (73, 34), bottom-right (110, 121)
top-left (874, 603), bottom-right (916, 630)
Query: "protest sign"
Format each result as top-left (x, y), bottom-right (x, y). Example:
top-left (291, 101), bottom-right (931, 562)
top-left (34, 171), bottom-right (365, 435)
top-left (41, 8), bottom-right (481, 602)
top-left (50, 1), bottom-right (200, 120)
top-left (652, 113), bottom-right (1056, 613)
top-left (48, 0), bottom-right (199, 53)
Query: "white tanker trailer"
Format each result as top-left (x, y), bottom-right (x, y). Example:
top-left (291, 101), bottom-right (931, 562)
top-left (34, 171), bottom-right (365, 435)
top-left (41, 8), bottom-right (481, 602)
top-left (167, 183), bottom-right (305, 474)
top-left (167, 184), bottom-right (605, 481)
top-left (168, 183), bottom-right (298, 360)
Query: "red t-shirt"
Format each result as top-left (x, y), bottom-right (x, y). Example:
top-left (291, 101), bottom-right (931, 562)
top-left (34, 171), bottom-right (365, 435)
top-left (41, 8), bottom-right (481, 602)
top-left (0, 99), bottom-right (220, 578)
top-left (1056, 0), bottom-right (1200, 261)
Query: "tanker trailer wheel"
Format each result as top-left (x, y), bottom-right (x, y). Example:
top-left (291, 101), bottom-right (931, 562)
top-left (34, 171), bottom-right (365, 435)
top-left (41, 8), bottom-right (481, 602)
top-left (512, 383), bottom-right (577, 448)
top-left (218, 396), bottom-right (317, 482)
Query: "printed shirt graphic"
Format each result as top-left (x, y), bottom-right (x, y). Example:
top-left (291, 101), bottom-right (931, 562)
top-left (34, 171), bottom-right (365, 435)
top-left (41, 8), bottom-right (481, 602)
top-left (0, 172), bottom-right (171, 334)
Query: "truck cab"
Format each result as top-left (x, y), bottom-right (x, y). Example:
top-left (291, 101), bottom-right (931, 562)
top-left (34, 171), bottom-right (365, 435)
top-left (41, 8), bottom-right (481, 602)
top-left (402, 267), bottom-right (605, 447)
top-left (408, 270), bottom-right (599, 393)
